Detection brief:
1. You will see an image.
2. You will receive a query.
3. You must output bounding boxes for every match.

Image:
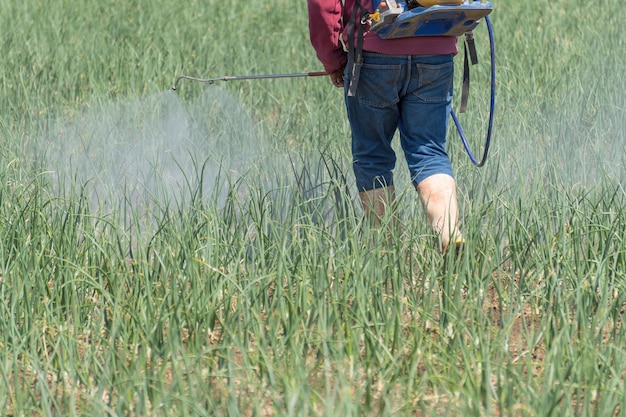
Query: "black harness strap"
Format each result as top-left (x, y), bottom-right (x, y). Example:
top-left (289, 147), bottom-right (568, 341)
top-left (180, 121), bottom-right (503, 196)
top-left (346, 0), bottom-right (369, 97)
top-left (465, 30), bottom-right (479, 65)
top-left (460, 30), bottom-right (478, 114)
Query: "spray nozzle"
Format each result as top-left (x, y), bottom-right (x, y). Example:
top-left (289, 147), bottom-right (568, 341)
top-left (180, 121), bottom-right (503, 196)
top-left (172, 75), bottom-right (216, 91)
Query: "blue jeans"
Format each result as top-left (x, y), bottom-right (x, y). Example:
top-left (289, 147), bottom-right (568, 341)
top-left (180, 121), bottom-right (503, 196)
top-left (345, 52), bottom-right (455, 191)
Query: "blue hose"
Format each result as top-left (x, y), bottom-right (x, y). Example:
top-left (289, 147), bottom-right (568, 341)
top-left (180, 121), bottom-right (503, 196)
top-left (451, 15), bottom-right (495, 167)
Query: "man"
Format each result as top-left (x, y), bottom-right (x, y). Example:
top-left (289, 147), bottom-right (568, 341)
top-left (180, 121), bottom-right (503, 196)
top-left (307, 0), bottom-right (464, 252)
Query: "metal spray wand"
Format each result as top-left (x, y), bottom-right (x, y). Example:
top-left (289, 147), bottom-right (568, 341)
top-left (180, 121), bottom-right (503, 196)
top-left (172, 71), bottom-right (328, 90)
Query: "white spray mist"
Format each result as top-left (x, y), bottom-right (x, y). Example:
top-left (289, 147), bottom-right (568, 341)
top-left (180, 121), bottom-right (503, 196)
top-left (38, 87), bottom-right (268, 226)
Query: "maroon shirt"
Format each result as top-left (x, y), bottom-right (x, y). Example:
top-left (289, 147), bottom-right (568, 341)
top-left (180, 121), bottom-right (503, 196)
top-left (307, 0), bottom-right (458, 73)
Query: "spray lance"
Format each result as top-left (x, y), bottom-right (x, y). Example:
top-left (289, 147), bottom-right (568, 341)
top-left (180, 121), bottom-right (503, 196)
top-left (172, 0), bottom-right (495, 167)
top-left (172, 72), bottom-right (328, 90)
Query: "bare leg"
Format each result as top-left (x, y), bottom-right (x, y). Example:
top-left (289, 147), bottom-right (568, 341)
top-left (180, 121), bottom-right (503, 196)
top-left (416, 174), bottom-right (462, 251)
top-left (359, 186), bottom-right (396, 228)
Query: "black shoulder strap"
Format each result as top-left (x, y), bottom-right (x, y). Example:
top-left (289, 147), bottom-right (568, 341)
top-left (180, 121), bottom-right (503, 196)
top-left (460, 30), bottom-right (478, 113)
top-left (346, 0), bottom-right (369, 96)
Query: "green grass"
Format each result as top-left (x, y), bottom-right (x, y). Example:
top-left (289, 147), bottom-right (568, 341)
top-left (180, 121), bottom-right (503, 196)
top-left (1, 0), bottom-right (625, 415)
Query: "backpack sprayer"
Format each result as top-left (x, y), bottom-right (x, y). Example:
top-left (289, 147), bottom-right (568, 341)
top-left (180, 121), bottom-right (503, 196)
top-left (172, 0), bottom-right (495, 167)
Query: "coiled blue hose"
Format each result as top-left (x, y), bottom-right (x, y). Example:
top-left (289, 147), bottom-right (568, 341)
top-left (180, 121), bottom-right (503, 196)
top-left (451, 15), bottom-right (495, 167)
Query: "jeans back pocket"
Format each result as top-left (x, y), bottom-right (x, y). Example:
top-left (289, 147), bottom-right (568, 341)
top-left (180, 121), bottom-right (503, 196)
top-left (414, 61), bottom-right (454, 103)
top-left (357, 63), bottom-right (402, 108)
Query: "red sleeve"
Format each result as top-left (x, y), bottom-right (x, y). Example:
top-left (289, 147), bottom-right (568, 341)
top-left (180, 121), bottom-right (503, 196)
top-left (307, 0), bottom-right (348, 74)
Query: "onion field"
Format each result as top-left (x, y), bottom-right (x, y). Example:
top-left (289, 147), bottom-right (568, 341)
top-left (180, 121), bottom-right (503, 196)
top-left (1, 1), bottom-right (625, 415)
